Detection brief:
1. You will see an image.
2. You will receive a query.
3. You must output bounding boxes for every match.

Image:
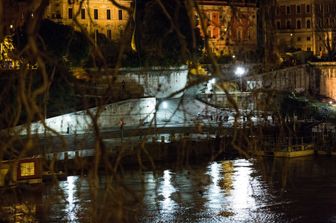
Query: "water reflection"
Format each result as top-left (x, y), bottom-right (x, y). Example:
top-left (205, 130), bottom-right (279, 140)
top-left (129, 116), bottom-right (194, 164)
top-left (65, 176), bottom-right (78, 222)
top-left (231, 160), bottom-right (256, 220)
top-left (159, 170), bottom-right (177, 214)
top-left (205, 162), bottom-right (224, 210)
top-left (4, 157), bottom-right (336, 222)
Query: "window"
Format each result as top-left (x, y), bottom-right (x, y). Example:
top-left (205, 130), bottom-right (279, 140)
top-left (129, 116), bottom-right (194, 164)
top-left (276, 7), bottom-right (280, 15)
top-left (297, 20), bottom-right (301, 29)
top-left (68, 8), bottom-right (73, 19)
top-left (306, 19), bottom-right (311, 28)
top-left (94, 9), bottom-right (98, 20)
top-left (287, 20), bottom-right (291, 29)
top-left (297, 37), bottom-right (301, 41)
top-left (81, 8), bottom-right (85, 19)
top-left (20, 162), bottom-right (35, 177)
top-left (307, 47), bottom-right (311, 51)
top-left (107, 29), bottom-right (112, 39)
top-left (306, 4), bottom-right (310, 13)
top-left (237, 30), bottom-right (241, 41)
top-left (107, 9), bottom-right (111, 20)
top-left (277, 21), bottom-right (281, 29)
top-left (307, 36), bottom-right (311, 41)
top-left (297, 5), bottom-right (301, 14)
top-left (118, 10), bottom-right (122, 20)
top-left (287, 6), bottom-right (291, 15)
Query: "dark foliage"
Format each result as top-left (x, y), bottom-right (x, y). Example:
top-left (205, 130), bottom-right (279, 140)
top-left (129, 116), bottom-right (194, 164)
top-left (14, 19), bottom-right (90, 66)
top-left (133, 0), bottom-right (204, 66)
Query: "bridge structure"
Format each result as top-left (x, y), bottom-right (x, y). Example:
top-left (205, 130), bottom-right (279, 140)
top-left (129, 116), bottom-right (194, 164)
top-left (4, 62), bottom-right (334, 165)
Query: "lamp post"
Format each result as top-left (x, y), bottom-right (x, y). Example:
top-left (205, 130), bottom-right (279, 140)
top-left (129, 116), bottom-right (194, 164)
top-left (235, 66), bottom-right (246, 91)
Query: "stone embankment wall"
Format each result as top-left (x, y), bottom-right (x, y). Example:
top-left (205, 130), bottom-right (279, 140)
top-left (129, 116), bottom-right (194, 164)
top-left (13, 97), bottom-right (156, 135)
top-left (88, 66), bottom-right (188, 98)
top-left (310, 62), bottom-right (336, 100)
top-left (11, 67), bottom-right (188, 136)
top-left (246, 62), bottom-right (336, 100)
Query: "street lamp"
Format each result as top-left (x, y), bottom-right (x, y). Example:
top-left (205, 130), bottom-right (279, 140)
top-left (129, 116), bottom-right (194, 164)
top-left (235, 66), bottom-right (246, 91)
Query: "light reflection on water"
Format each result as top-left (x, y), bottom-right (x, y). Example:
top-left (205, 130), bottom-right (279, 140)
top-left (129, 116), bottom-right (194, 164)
top-left (64, 176), bottom-right (77, 222)
top-left (160, 170), bottom-right (177, 212)
top-left (5, 157), bottom-right (336, 222)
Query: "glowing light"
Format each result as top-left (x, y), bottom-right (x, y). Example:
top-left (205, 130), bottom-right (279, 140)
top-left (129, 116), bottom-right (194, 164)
top-left (235, 66), bottom-right (246, 77)
top-left (162, 101), bottom-right (168, 109)
top-left (209, 78), bottom-right (216, 85)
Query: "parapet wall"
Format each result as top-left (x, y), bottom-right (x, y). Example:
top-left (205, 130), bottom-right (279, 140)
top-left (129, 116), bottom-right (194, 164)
top-left (246, 63), bottom-right (336, 100)
top-left (13, 97), bottom-right (156, 135)
top-left (88, 66), bottom-right (188, 98)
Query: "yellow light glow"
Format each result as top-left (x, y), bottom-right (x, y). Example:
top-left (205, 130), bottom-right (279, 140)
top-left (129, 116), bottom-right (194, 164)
top-left (20, 162), bottom-right (35, 177)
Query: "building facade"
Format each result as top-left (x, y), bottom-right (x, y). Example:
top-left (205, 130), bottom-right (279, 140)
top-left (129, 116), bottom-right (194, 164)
top-left (275, 0), bottom-right (336, 57)
top-left (45, 0), bottom-right (132, 41)
top-left (196, 0), bottom-right (258, 59)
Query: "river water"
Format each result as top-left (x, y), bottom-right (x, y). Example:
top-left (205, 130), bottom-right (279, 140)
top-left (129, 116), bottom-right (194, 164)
top-left (2, 156), bottom-right (336, 223)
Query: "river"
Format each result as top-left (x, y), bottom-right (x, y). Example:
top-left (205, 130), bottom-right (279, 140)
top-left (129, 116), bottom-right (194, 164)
top-left (2, 156), bottom-right (336, 223)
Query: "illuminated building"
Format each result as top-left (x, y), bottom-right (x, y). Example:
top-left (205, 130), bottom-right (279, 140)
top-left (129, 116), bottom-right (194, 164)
top-left (45, 0), bottom-right (132, 41)
top-left (275, 0), bottom-right (336, 57)
top-left (196, 0), bottom-right (258, 59)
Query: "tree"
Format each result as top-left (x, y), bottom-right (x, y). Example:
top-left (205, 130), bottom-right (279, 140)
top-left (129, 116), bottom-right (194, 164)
top-left (258, 0), bottom-right (279, 67)
top-left (134, 0), bottom-right (203, 66)
top-left (15, 19), bottom-right (91, 66)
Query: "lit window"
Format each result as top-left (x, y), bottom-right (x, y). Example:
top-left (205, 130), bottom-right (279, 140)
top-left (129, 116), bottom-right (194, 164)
top-left (94, 9), bottom-right (98, 20)
top-left (20, 162), bottom-right (35, 177)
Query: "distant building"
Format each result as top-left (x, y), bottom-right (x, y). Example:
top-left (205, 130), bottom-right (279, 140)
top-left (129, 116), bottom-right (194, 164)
top-left (275, 0), bottom-right (336, 57)
top-left (196, 0), bottom-right (258, 59)
top-left (45, 0), bottom-right (132, 41)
